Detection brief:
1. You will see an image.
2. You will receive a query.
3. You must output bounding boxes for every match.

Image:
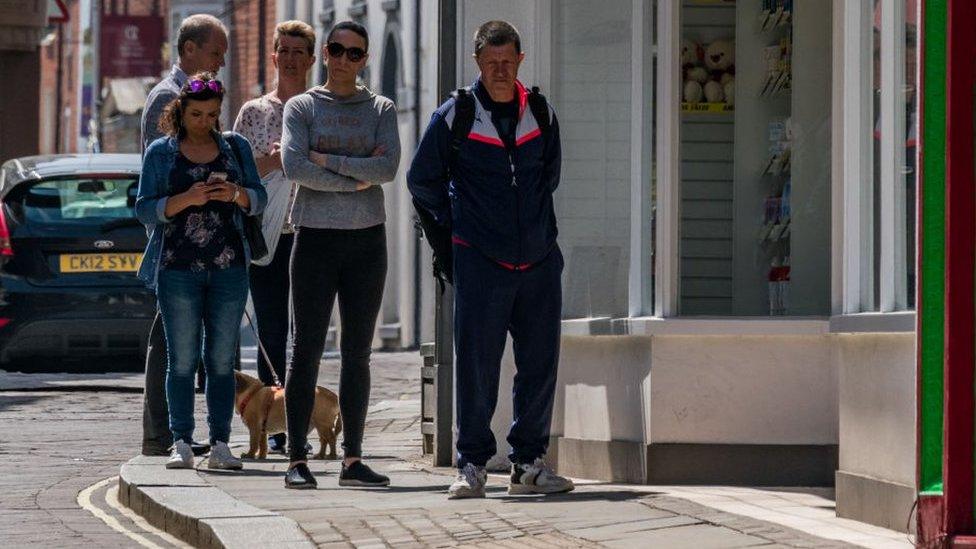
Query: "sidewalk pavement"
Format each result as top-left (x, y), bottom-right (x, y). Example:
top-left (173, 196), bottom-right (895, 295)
top-left (117, 353), bottom-right (913, 548)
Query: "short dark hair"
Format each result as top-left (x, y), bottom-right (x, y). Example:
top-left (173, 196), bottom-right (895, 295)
top-left (473, 20), bottom-right (521, 57)
top-left (327, 20), bottom-right (369, 52)
top-left (177, 14), bottom-right (227, 57)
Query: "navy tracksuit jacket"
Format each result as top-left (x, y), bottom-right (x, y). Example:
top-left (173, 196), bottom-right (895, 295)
top-left (407, 79), bottom-right (563, 467)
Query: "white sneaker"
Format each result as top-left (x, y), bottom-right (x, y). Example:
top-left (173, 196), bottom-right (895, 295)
top-left (165, 440), bottom-right (194, 469)
top-left (208, 441), bottom-right (243, 470)
top-left (448, 463), bottom-right (487, 499)
top-left (509, 458), bottom-right (574, 495)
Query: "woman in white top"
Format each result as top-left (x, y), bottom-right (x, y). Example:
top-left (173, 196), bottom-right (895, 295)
top-left (232, 20), bottom-right (315, 454)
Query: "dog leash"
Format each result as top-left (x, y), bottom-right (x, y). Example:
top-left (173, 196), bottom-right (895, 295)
top-left (243, 308), bottom-right (284, 388)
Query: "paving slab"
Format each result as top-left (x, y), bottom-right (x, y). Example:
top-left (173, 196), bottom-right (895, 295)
top-left (203, 516), bottom-right (314, 547)
top-left (112, 353), bottom-right (908, 548)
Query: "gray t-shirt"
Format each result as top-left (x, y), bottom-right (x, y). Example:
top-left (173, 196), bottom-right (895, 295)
top-left (141, 65), bottom-right (188, 152)
top-left (281, 86), bottom-right (400, 230)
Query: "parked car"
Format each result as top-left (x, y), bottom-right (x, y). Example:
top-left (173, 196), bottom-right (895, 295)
top-left (0, 154), bottom-right (154, 371)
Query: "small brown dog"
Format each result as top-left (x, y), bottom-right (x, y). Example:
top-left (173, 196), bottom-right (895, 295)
top-left (233, 371), bottom-right (342, 460)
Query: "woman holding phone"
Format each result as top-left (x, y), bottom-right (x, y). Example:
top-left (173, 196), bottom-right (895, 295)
top-left (136, 71), bottom-right (268, 470)
top-left (281, 20), bottom-right (400, 489)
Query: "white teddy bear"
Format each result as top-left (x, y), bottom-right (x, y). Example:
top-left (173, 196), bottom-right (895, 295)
top-left (703, 39), bottom-right (735, 105)
top-left (681, 38), bottom-right (707, 103)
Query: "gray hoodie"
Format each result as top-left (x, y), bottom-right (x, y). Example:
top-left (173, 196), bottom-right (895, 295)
top-left (281, 86), bottom-right (400, 230)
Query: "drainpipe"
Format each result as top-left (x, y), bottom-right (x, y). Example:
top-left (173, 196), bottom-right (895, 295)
top-left (257, 0), bottom-right (266, 94)
top-left (55, 23), bottom-right (64, 152)
top-left (430, 0), bottom-right (457, 468)
top-left (412, 0), bottom-right (422, 348)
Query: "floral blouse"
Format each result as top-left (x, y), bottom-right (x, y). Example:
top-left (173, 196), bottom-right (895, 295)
top-left (233, 93), bottom-right (297, 234)
top-left (160, 152), bottom-right (245, 272)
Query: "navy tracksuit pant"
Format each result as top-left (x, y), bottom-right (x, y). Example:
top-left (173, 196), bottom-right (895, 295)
top-left (453, 242), bottom-right (563, 468)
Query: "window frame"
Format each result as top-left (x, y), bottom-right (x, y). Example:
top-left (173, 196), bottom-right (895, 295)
top-left (838, 0), bottom-right (918, 316)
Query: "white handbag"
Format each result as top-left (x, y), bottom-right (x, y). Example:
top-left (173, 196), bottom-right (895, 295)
top-left (251, 169), bottom-right (291, 267)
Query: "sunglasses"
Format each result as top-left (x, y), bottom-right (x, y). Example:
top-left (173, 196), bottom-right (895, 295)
top-left (187, 79), bottom-right (223, 94)
top-left (326, 42), bottom-right (367, 62)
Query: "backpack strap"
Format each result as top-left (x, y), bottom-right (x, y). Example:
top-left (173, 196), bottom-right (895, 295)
top-left (527, 86), bottom-right (551, 137)
top-left (448, 87), bottom-right (476, 170)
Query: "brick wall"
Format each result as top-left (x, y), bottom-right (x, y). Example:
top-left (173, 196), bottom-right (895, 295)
top-left (228, 0), bottom-right (277, 119)
top-left (38, 0), bottom-right (82, 153)
top-left (1, 51), bottom-right (41, 161)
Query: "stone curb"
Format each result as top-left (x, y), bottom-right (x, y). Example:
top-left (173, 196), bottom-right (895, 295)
top-left (118, 455), bottom-right (314, 549)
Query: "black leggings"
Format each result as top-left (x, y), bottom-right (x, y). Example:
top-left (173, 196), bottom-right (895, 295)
top-left (286, 224), bottom-right (387, 461)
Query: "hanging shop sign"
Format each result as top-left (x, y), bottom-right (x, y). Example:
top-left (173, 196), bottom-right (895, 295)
top-left (99, 15), bottom-right (164, 79)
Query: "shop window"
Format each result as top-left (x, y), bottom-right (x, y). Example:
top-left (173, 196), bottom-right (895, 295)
top-left (678, 0), bottom-right (832, 316)
top-left (903, 0), bottom-right (918, 309)
top-left (551, 0), bottom-right (637, 318)
top-left (867, 0), bottom-right (918, 312)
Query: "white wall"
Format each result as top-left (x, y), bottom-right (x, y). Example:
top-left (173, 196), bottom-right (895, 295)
top-left (457, 1), bottom-right (543, 86)
top-left (552, 334), bottom-right (837, 447)
top-left (650, 335), bottom-right (836, 444)
top-left (836, 333), bottom-right (915, 486)
top-left (556, 336), bottom-right (652, 443)
top-left (550, 0), bottom-right (633, 318)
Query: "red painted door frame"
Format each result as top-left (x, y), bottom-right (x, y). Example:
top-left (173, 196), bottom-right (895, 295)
top-left (940, 0), bottom-right (976, 544)
top-left (916, 0), bottom-right (976, 545)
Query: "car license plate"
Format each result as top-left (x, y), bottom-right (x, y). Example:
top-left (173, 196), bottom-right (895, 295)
top-left (59, 253), bottom-right (143, 273)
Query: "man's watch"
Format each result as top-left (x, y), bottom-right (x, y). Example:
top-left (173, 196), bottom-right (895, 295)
top-left (232, 186), bottom-right (241, 204)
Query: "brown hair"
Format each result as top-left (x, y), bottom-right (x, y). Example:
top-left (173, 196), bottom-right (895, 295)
top-left (474, 20), bottom-right (521, 57)
top-left (158, 71), bottom-right (225, 139)
top-left (274, 20), bottom-right (316, 55)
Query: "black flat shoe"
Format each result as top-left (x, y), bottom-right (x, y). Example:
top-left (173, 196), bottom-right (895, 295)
top-left (285, 463), bottom-right (317, 489)
top-left (338, 461), bottom-right (390, 487)
top-left (190, 440), bottom-right (211, 456)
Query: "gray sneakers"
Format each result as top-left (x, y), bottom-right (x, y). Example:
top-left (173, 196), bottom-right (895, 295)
top-left (208, 441), bottom-right (243, 470)
top-left (165, 440), bottom-right (194, 469)
top-left (509, 458), bottom-right (574, 495)
top-left (448, 463), bottom-right (487, 499)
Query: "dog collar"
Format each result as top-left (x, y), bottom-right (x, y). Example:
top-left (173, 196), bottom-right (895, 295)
top-left (238, 386), bottom-right (284, 428)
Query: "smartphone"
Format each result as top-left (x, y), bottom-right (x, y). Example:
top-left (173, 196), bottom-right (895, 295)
top-left (206, 172), bottom-right (228, 185)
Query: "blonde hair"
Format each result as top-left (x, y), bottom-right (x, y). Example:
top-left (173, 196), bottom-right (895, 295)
top-left (274, 20), bottom-right (316, 55)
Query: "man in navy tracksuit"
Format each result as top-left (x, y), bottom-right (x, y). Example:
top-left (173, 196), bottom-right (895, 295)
top-left (408, 20), bottom-right (573, 499)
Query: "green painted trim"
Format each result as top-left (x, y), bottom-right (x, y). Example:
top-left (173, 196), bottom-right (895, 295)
top-left (919, 0), bottom-right (947, 494)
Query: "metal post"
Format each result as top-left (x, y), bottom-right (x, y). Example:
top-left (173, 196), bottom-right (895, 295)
top-left (89, 0), bottom-right (102, 152)
top-left (432, 0), bottom-right (457, 467)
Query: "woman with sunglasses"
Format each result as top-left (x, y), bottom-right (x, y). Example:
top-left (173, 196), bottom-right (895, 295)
top-left (281, 21), bottom-right (400, 489)
top-left (136, 72), bottom-right (268, 470)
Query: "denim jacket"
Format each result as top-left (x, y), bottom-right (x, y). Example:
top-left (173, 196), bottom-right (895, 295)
top-left (136, 132), bottom-right (268, 289)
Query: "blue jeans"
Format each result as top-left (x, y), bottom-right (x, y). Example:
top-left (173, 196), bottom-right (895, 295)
top-left (157, 266), bottom-right (248, 445)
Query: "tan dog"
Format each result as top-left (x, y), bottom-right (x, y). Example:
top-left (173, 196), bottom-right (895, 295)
top-left (233, 371), bottom-right (342, 460)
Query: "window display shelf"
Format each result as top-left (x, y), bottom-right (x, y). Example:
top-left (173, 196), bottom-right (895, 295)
top-left (682, 102), bottom-right (735, 113)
